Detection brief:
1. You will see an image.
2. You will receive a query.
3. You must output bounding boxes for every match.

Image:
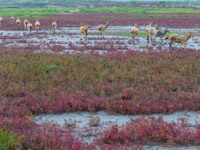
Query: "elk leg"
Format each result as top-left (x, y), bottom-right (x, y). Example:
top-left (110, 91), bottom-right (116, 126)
top-left (178, 43), bottom-right (182, 50)
top-left (131, 34), bottom-right (134, 43)
top-left (147, 31), bottom-right (149, 44)
top-left (184, 43), bottom-right (187, 50)
top-left (85, 32), bottom-right (87, 41)
top-left (160, 37), bottom-right (163, 44)
top-left (152, 36), bottom-right (156, 46)
top-left (133, 35), bottom-right (136, 44)
top-left (169, 41), bottom-right (173, 50)
top-left (80, 33), bottom-right (82, 40)
top-left (147, 35), bottom-right (149, 44)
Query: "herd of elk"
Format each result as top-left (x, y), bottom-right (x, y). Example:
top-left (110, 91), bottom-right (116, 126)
top-left (0, 16), bottom-right (194, 50)
top-left (1, 16), bottom-right (40, 32)
top-left (134, 23), bottom-right (192, 50)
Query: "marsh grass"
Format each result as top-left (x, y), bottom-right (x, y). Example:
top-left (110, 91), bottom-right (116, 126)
top-left (0, 129), bottom-right (21, 150)
top-left (1, 48), bottom-right (200, 149)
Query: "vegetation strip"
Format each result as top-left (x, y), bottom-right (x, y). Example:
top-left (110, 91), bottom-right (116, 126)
top-left (0, 47), bottom-right (200, 148)
top-left (0, 7), bottom-right (199, 18)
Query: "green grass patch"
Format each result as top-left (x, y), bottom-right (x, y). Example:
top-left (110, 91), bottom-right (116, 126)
top-left (138, 14), bottom-right (181, 18)
top-left (149, 7), bottom-right (200, 14)
top-left (0, 7), bottom-right (74, 18)
top-left (116, 32), bottom-right (147, 36)
top-left (79, 7), bottom-right (200, 14)
top-left (0, 129), bottom-right (21, 150)
top-left (116, 31), bottom-right (178, 36)
top-left (0, 7), bottom-right (199, 18)
top-left (166, 32), bottom-right (177, 36)
top-left (101, 16), bottom-right (114, 19)
top-left (41, 65), bottom-right (58, 74)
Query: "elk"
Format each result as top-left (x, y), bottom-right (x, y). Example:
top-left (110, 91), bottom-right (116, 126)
top-left (146, 23), bottom-right (159, 44)
top-left (35, 19), bottom-right (40, 32)
top-left (16, 18), bottom-right (21, 27)
top-left (27, 21), bottom-right (32, 32)
top-left (165, 32), bottom-right (193, 50)
top-left (80, 23), bottom-right (88, 41)
top-left (146, 22), bottom-right (152, 31)
top-left (146, 22), bottom-right (152, 43)
top-left (130, 24), bottom-right (140, 44)
top-left (98, 21), bottom-right (109, 39)
top-left (152, 28), bottom-right (169, 46)
top-left (23, 19), bottom-right (29, 30)
top-left (0, 16), bottom-right (3, 27)
top-left (52, 20), bottom-right (57, 33)
top-left (10, 15), bottom-right (15, 24)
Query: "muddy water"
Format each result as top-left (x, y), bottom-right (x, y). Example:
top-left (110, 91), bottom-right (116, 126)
top-left (0, 26), bottom-right (199, 52)
top-left (35, 111), bottom-right (200, 149)
top-left (35, 111), bottom-right (200, 129)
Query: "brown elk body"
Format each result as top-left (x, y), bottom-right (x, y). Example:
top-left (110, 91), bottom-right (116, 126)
top-left (146, 23), bottom-right (159, 44)
top-left (23, 19), bottom-right (28, 30)
top-left (10, 16), bottom-right (14, 24)
top-left (80, 23), bottom-right (88, 41)
top-left (152, 28), bottom-right (169, 45)
top-left (0, 17), bottom-right (3, 27)
top-left (16, 18), bottom-right (21, 27)
top-left (130, 24), bottom-right (140, 43)
top-left (165, 32), bottom-right (193, 50)
top-left (98, 22), bottom-right (109, 39)
top-left (35, 19), bottom-right (40, 32)
top-left (27, 21), bottom-right (32, 32)
top-left (52, 21), bottom-right (57, 33)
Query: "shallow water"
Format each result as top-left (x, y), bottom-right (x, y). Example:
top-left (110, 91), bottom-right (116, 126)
top-left (35, 111), bottom-right (200, 128)
top-left (0, 26), bottom-right (199, 52)
top-left (35, 111), bottom-right (200, 149)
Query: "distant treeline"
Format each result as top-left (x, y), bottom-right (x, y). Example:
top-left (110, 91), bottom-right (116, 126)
top-left (0, 0), bottom-right (199, 8)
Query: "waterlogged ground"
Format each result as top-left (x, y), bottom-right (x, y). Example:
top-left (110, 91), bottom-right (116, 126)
top-left (19, 26), bottom-right (199, 149)
top-left (0, 26), bottom-right (200, 53)
top-left (35, 111), bottom-right (200, 149)
top-left (35, 111), bottom-right (200, 129)
top-left (1, 25), bottom-right (200, 149)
